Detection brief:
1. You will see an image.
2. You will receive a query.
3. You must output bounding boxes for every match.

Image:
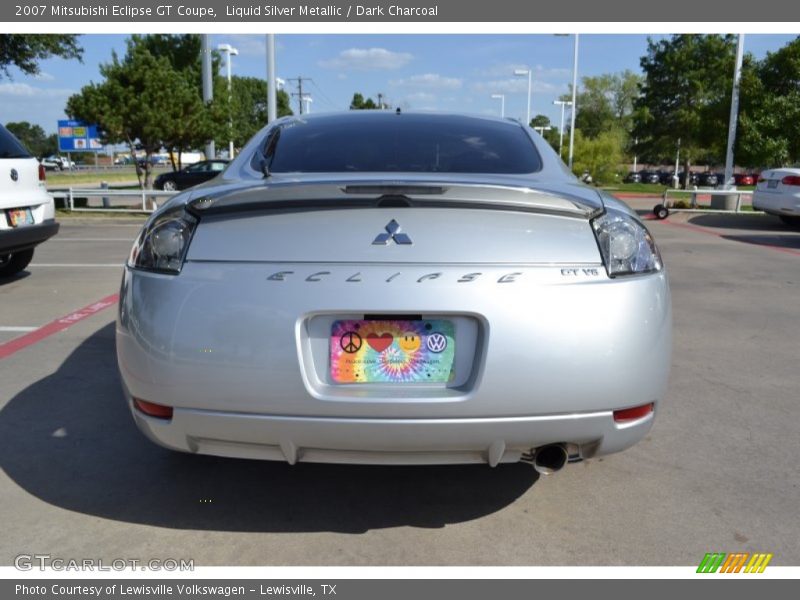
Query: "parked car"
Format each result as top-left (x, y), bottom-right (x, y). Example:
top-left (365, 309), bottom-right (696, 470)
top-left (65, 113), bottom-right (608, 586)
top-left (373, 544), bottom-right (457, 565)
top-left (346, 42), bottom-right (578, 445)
top-left (118, 112), bottom-right (671, 473)
top-left (624, 171), bottom-right (642, 184)
top-left (752, 168), bottom-right (800, 225)
top-left (638, 170), bottom-right (661, 184)
top-left (40, 155), bottom-right (74, 171)
top-left (678, 171), bottom-right (700, 186)
top-left (154, 159), bottom-right (229, 191)
top-left (659, 170), bottom-right (676, 185)
top-left (734, 173), bottom-right (756, 186)
top-left (698, 172), bottom-right (719, 187)
top-left (0, 124), bottom-right (59, 277)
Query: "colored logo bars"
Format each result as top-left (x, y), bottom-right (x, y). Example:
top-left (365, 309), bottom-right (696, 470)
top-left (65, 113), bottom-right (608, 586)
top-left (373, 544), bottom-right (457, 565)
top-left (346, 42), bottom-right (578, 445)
top-left (697, 552), bottom-right (773, 573)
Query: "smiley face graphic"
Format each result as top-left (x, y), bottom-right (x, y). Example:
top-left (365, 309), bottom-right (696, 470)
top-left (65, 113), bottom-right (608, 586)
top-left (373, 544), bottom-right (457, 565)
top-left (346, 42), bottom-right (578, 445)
top-left (397, 331), bottom-right (421, 353)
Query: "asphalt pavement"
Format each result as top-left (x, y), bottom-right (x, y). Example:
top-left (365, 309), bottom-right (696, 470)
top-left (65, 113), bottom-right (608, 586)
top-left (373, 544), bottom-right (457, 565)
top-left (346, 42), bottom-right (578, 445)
top-left (0, 211), bottom-right (798, 566)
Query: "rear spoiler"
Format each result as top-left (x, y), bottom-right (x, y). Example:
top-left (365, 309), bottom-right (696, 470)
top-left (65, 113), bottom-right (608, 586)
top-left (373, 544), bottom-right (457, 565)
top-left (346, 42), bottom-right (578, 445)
top-left (186, 181), bottom-right (605, 219)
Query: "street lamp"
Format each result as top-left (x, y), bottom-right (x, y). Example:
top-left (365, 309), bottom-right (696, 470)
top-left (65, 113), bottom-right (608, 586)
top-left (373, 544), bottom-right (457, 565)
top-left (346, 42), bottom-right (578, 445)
top-left (217, 43), bottom-right (239, 159)
top-left (555, 34), bottom-right (579, 169)
top-left (552, 99), bottom-right (573, 158)
top-left (513, 68), bottom-right (532, 126)
top-left (491, 93), bottom-right (505, 118)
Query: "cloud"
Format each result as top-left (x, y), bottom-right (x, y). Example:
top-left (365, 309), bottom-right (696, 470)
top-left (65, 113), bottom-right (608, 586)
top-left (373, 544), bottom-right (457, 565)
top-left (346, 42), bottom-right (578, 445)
top-left (0, 82), bottom-right (75, 133)
top-left (471, 78), bottom-right (565, 95)
top-left (0, 82), bottom-right (74, 98)
top-left (389, 73), bottom-right (462, 90)
top-left (33, 71), bottom-right (55, 82)
top-left (476, 63), bottom-right (572, 81)
top-left (319, 48), bottom-right (413, 71)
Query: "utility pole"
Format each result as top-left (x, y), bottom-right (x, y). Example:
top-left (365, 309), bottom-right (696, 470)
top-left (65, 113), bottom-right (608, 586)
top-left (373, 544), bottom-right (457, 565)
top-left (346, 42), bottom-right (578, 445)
top-left (287, 76), bottom-right (313, 115)
top-left (377, 92), bottom-right (384, 109)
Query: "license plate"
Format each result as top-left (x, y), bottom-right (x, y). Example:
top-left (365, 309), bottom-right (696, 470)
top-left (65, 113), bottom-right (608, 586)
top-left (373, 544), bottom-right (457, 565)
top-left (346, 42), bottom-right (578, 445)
top-left (7, 208), bottom-right (34, 227)
top-left (330, 319), bottom-right (455, 384)
top-left (767, 179), bottom-right (779, 189)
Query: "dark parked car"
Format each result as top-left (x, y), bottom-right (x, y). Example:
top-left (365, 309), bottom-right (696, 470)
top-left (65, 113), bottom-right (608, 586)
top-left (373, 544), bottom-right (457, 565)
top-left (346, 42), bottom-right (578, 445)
top-left (698, 172), bottom-right (719, 187)
top-left (624, 171), bottom-right (642, 183)
top-left (677, 171), bottom-right (700, 186)
top-left (638, 170), bottom-right (661, 184)
top-left (154, 159), bottom-right (229, 191)
top-left (658, 170), bottom-right (676, 185)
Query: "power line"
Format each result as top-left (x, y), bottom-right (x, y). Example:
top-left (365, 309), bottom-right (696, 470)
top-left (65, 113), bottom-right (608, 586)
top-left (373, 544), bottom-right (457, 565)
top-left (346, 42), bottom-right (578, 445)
top-left (309, 79), bottom-right (338, 110)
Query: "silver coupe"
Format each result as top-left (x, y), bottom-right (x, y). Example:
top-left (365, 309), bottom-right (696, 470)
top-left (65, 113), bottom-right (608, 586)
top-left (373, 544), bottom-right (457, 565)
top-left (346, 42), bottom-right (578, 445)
top-left (117, 112), bottom-right (671, 473)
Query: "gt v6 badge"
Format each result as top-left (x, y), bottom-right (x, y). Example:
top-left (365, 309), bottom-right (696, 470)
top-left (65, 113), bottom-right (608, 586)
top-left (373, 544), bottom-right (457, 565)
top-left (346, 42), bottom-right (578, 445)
top-left (372, 219), bottom-right (412, 245)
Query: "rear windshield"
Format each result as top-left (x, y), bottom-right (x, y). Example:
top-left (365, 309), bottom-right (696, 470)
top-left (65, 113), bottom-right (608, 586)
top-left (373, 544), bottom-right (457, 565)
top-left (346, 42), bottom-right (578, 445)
top-left (264, 114), bottom-right (542, 174)
top-left (0, 125), bottom-right (32, 159)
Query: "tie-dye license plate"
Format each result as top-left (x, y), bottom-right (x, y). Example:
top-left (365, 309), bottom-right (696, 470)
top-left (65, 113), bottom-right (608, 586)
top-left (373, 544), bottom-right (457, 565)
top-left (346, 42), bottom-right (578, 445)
top-left (330, 319), bottom-right (455, 384)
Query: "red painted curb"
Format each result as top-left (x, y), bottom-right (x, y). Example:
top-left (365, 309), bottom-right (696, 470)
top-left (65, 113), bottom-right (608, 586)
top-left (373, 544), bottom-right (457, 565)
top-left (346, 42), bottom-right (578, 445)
top-left (0, 294), bottom-right (119, 360)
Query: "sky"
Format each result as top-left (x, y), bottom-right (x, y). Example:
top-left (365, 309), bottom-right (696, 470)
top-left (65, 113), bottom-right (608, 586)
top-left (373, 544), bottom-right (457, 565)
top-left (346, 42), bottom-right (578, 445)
top-left (2, 33), bottom-right (797, 137)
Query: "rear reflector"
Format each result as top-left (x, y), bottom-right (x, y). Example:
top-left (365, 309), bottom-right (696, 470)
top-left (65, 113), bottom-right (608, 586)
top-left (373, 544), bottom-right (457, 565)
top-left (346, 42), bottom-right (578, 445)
top-left (781, 176), bottom-right (800, 186)
top-left (613, 403), bottom-right (654, 423)
top-left (38, 164), bottom-right (46, 182)
top-left (133, 398), bottom-right (173, 419)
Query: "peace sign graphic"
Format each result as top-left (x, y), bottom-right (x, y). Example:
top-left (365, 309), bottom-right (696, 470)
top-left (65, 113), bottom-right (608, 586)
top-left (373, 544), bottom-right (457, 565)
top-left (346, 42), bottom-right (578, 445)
top-left (340, 331), bottom-right (363, 354)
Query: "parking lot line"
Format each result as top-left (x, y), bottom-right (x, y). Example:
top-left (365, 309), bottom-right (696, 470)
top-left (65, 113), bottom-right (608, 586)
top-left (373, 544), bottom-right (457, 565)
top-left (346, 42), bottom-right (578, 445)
top-left (29, 263), bottom-right (124, 268)
top-left (50, 238), bottom-right (133, 242)
top-left (661, 219), bottom-right (800, 256)
top-left (0, 327), bottom-right (38, 332)
top-left (0, 294), bottom-right (119, 360)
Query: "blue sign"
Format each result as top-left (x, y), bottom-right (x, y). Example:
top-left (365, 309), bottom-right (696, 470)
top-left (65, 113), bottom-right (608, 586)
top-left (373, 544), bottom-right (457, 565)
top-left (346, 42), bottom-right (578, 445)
top-left (58, 120), bottom-right (102, 152)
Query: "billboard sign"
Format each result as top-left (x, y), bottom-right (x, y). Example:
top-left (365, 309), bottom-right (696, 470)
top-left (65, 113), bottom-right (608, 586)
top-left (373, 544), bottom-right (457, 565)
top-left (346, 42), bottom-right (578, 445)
top-left (58, 120), bottom-right (103, 152)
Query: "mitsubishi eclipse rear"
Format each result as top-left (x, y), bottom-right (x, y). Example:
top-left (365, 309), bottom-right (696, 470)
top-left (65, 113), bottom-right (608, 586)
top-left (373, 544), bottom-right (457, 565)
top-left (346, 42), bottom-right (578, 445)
top-left (117, 112), bottom-right (671, 472)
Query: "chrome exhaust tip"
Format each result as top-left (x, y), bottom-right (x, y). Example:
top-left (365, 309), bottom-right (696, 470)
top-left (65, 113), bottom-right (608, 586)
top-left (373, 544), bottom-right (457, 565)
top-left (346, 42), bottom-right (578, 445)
top-left (522, 444), bottom-right (569, 475)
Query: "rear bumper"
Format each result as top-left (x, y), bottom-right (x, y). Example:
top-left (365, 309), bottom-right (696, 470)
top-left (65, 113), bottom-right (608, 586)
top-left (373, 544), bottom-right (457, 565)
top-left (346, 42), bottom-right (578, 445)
top-left (0, 219), bottom-right (59, 254)
top-left (753, 191), bottom-right (800, 215)
top-left (127, 390), bottom-right (655, 466)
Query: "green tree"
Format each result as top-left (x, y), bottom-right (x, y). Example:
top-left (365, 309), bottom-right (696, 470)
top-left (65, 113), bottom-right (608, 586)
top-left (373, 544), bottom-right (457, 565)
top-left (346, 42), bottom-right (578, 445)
top-left (737, 36), bottom-right (800, 167)
top-left (0, 34), bottom-right (82, 78)
top-left (571, 129), bottom-right (625, 185)
top-left (633, 35), bottom-right (736, 187)
top-left (229, 76), bottom-right (293, 149)
top-left (68, 40), bottom-right (203, 188)
top-left (4, 121), bottom-right (57, 157)
top-left (350, 93), bottom-right (379, 110)
top-left (530, 114), bottom-right (551, 128)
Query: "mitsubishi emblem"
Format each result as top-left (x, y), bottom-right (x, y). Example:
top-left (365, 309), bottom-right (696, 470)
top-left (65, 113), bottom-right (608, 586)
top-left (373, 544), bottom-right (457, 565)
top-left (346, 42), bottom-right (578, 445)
top-left (372, 219), bottom-right (413, 245)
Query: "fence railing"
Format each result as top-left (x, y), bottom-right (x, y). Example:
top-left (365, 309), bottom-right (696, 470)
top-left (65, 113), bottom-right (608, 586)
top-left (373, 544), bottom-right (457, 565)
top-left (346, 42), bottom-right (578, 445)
top-left (50, 188), bottom-right (179, 214)
top-left (661, 187), bottom-right (754, 214)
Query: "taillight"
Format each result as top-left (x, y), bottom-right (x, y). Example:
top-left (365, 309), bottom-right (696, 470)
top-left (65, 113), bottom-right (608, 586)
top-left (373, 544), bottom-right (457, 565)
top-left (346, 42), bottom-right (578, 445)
top-left (781, 175), bottom-right (800, 186)
top-left (133, 398), bottom-right (173, 419)
top-left (613, 403), bottom-right (654, 423)
top-left (38, 164), bottom-right (46, 181)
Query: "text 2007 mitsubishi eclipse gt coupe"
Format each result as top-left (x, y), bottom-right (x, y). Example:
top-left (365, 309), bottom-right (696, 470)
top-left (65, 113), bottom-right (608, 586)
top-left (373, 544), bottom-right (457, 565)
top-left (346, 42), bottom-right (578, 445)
top-left (117, 112), bottom-right (671, 474)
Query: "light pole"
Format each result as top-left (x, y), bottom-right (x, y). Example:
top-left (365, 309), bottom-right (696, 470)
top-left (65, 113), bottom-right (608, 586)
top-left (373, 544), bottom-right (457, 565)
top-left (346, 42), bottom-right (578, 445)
top-left (553, 99), bottom-right (572, 158)
top-left (266, 34), bottom-right (277, 124)
top-left (568, 34), bottom-right (579, 170)
top-left (491, 93), bottom-right (505, 118)
top-left (513, 68), bottom-right (532, 126)
top-left (723, 34), bottom-right (745, 189)
top-left (217, 43), bottom-right (239, 159)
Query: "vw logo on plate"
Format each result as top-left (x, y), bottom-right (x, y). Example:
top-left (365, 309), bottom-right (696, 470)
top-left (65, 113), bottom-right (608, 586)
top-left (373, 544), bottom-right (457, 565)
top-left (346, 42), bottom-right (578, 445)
top-left (426, 332), bottom-right (447, 353)
top-left (10, 169), bottom-right (18, 182)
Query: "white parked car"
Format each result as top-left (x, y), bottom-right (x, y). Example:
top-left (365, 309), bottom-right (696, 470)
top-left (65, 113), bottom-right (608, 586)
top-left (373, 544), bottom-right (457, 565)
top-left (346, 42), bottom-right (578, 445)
top-left (753, 168), bottom-right (800, 225)
top-left (0, 124), bottom-right (59, 277)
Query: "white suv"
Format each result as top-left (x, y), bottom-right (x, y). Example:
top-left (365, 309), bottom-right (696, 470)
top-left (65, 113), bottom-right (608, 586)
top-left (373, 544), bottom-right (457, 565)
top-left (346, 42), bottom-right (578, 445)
top-left (0, 124), bottom-right (59, 277)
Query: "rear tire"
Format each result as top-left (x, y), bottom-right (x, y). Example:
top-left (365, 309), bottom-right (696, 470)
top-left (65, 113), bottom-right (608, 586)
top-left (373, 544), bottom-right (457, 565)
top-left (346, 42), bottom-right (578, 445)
top-left (162, 180), bottom-right (178, 191)
top-left (779, 215), bottom-right (800, 227)
top-left (0, 249), bottom-right (34, 278)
